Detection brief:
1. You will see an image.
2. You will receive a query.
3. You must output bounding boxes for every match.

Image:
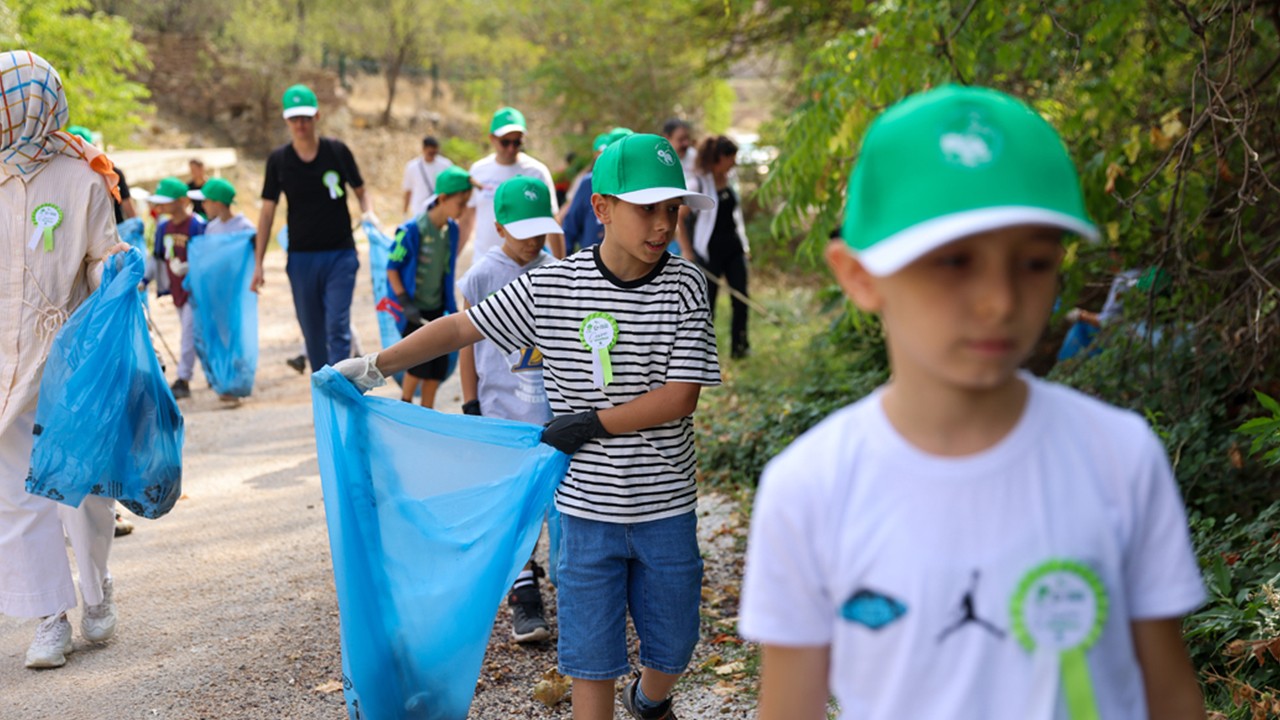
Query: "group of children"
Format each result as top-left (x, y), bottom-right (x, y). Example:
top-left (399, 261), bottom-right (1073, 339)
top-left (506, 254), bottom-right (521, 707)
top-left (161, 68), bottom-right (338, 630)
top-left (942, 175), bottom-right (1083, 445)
top-left (338, 88), bottom-right (1208, 720)
top-left (144, 173), bottom-right (254, 402)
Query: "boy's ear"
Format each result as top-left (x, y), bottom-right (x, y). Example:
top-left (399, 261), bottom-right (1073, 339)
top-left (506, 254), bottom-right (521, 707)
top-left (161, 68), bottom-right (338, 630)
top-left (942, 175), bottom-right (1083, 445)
top-left (590, 194), bottom-right (611, 225)
top-left (825, 241), bottom-right (882, 313)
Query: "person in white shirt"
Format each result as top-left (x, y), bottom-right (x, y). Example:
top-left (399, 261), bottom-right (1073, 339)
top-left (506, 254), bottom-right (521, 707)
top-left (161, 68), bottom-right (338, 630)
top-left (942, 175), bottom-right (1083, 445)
top-left (457, 107), bottom-right (563, 260)
top-left (739, 86), bottom-right (1206, 720)
top-left (401, 135), bottom-right (453, 217)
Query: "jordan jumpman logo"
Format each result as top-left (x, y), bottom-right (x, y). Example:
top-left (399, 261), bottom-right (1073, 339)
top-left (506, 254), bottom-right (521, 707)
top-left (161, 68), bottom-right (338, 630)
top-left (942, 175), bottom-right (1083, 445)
top-left (937, 570), bottom-right (1005, 643)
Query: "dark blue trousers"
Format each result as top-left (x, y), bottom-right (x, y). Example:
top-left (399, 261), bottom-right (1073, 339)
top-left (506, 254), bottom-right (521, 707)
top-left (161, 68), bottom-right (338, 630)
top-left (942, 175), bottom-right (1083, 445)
top-left (286, 248), bottom-right (358, 372)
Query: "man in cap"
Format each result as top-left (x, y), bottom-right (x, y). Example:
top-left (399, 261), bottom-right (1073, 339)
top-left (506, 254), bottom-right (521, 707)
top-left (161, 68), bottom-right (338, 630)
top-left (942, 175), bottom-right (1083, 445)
top-left (252, 83), bottom-right (375, 373)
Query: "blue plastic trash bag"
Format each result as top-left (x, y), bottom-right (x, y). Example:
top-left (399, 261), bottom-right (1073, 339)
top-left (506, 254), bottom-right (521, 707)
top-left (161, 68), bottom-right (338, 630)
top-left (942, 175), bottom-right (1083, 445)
top-left (311, 368), bottom-right (568, 720)
top-left (26, 248), bottom-right (185, 519)
top-left (186, 229), bottom-right (259, 397)
top-left (118, 217), bottom-right (145, 253)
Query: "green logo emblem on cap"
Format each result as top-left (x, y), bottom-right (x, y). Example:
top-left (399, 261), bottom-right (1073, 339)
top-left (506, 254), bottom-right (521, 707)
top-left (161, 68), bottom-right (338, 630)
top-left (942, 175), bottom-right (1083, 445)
top-left (656, 144), bottom-right (677, 167)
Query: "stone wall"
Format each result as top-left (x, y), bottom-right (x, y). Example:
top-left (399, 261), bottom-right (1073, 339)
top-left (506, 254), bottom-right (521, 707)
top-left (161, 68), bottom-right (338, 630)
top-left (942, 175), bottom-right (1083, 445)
top-left (137, 33), bottom-right (345, 156)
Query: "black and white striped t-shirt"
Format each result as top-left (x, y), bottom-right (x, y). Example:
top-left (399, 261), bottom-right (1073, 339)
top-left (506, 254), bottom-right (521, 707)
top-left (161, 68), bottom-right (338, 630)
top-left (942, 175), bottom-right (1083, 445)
top-left (466, 246), bottom-right (721, 523)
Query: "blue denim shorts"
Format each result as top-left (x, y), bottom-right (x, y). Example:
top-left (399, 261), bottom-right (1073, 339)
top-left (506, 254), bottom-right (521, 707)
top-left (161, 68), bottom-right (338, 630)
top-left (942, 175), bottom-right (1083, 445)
top-left (555, 511), bottom-right (703, 680)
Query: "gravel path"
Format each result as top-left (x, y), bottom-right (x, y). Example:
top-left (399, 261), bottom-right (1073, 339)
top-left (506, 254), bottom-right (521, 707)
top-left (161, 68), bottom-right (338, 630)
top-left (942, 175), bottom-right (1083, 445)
top-left (0, 245), bottom-right (758, 719)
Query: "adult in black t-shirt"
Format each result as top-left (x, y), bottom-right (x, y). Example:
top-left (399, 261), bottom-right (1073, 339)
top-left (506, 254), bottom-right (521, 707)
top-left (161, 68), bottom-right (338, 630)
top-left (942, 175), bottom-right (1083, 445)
top-left (253, 83), bottom-right (375, 372)
top-left (113, 166), bottom-right (137, 224)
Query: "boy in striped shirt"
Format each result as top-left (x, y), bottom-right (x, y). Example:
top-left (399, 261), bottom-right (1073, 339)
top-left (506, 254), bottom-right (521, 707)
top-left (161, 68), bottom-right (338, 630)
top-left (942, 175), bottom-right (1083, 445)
top-left (337, 133), bottom-right (720, 720)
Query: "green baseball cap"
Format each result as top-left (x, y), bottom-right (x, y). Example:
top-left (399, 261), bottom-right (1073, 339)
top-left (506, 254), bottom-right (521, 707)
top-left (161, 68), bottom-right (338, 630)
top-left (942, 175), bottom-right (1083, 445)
top-left (592, 132), bottom-right (612, 153)
top-left (66, 125), bottom-right (94, 144)
top-left (422, 166), bottom-right (476, 209)
top-left (842, 85), bottom-right (1099, 276)
top-left (148, 176), bottom-right (190, 204)
top-left (189, 177), bottom-right (236, 205)
top-left (592, 133), bottom-right (715, 210)
top-left (282, 84), bottom-right (319, 119)
top-left (494, 176), bottom-right (562, 239)
top-left (489, 106), bottom-right (527, 137)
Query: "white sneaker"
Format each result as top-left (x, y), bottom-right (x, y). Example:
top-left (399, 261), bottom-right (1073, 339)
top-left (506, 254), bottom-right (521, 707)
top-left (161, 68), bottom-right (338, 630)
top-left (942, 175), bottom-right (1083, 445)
top-left (25, 615), bottom-right (73, 669)
top-left (81, 577), bottom-right (117, 643)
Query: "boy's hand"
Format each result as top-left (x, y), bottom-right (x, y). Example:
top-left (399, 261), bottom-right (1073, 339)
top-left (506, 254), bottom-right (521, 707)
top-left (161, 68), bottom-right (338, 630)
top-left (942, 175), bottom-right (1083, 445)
top-left (462, 400), bottom-right (482, 416)
top-left (397, 292), bottom-right (423, 325)
top-left (251, 262), bottom-right (265, 293)
top-left (541, 410), bottom-right (611, 455)
top-left (333, 353), bottom-right (386, 393)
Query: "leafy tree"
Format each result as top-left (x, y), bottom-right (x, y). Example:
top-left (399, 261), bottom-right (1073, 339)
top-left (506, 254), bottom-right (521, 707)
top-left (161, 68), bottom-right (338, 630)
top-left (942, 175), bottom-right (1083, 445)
top-left (2, 0), bottom-right (151, 145)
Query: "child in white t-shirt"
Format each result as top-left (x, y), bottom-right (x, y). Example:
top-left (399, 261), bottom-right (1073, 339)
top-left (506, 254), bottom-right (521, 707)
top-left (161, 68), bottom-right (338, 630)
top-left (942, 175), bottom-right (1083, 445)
top-left (457, 175), bottom-right (560, 645)
top-left (738, 86), bottom-right (1207, 720)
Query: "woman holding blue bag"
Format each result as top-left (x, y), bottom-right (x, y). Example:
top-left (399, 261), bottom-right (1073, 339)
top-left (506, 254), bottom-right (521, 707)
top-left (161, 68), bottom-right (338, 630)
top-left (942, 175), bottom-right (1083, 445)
top-left (0, 51), bottom-right (131, 670)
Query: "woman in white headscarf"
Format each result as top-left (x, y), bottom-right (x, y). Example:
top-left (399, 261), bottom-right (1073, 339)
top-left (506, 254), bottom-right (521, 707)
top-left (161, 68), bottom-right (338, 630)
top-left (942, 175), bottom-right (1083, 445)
top-left (0, 50), bottom-right (130, 670)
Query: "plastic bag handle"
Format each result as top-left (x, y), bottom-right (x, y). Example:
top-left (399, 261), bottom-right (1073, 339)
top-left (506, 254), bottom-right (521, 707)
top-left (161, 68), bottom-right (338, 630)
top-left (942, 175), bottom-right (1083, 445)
top-left (101, 247), bottom-right (145, 299)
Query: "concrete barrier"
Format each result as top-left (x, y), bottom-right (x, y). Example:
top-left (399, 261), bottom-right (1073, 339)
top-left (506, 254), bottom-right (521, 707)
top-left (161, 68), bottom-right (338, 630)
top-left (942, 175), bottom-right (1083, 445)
top-left (111, 148), bottom-right (239, 184)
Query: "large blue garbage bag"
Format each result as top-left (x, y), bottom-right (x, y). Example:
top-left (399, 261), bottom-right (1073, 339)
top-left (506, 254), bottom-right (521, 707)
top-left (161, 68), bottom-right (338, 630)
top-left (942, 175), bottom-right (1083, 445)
top-left (118, 217), bottom-right (145, 253)
top-left (26, 248), bottom-right (185, 519)
top-left (186, 229), bottom-right (259, 397)
top-left (311, 368), bottom-right (568, 720)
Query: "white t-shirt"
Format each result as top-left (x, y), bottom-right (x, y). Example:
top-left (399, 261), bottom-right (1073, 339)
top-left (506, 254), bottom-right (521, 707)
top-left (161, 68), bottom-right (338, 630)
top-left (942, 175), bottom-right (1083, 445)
top-left (466, 153), bottom-right (558, 258)
top-left (466, 247), bottom-right (720, 523)
top-left (457, 247), bottom-right (554, 425)
top-left (739, 375), bottom-right (1205, 720)
top-left (204, 214), bottom-right (256, 235)
top-left (401, 155), bottom-right (455, 215)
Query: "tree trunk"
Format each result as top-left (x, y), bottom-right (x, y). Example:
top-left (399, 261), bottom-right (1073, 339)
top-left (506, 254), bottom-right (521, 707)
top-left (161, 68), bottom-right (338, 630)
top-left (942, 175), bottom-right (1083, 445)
top-left (382, 45), bottom-right (408, 127)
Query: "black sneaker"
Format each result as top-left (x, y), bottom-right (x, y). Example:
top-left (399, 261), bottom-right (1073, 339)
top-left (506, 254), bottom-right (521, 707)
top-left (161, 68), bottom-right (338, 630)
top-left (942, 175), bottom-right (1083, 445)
top-left (621, 677), bottom-right (677, 720)
top-left (170, 378), bottom-right (190, 399)
top-left (286, 355), bottom-right (307, 374)
top-left (507, 564), bottom-right (551, 644)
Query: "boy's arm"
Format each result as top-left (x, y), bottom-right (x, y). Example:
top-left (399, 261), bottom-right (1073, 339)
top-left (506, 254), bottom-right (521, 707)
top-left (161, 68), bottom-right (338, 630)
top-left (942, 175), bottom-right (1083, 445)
top-left (596, 381), bottom-right (701, 436)
top-left (1132, 619), bottom-right (1206, 720)
top-left (403, 189), bottom-right (411, 215)
top-left (758, 644), bottom-right (831, 720)
top-left (375, 312), bottom-right (483, 376)
top-left (458, 298), bottom-right (480, 410)
top-left (457, 205), bottom-right (475, 253)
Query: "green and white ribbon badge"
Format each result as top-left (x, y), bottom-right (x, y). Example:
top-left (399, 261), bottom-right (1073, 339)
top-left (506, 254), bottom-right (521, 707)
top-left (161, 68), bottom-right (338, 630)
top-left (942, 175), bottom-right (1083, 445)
top-left (322, 170), bottom-right (344, 200)
top-left (29, 203), bottom-right (63, 251)
top-left (1011, 559), bottom-right (1109, 720)
top-left (579, 312), bottom-right (619, 388)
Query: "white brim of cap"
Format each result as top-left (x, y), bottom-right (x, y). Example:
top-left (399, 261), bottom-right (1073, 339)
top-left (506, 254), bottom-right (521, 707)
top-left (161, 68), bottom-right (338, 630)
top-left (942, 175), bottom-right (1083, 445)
top-left (502, 216), bottom-right (563, 239)
top-left (854, 206), bottom-right (1101, 277)
top-left (282, 106), bottom-right (318, 119)
top-left (187, 190), bottom-right (206, 201)
top-left (491, 124), bottom-right (526, 137)
top-left (147, 194), bottom-right (179, 204)
top-left (615, 187), bottom-right (716, 211)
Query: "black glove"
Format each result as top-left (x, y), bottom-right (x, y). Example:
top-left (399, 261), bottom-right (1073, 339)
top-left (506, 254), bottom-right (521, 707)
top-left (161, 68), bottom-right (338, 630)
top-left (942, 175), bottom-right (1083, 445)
top-left (540, 410), bottom-right (611, 455)
top-left (462, 399), bottom-right (482, 416)
top-left (397, 292), bottom-right (423, 326)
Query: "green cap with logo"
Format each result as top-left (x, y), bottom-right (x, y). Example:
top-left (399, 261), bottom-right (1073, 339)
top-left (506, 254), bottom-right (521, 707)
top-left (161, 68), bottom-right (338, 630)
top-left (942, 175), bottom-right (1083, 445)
top-left (494, 176), bottom-right (562, 239)
top-left (422, 166), bottom-right (475, 210)
top-left (592, 133), bottom-right (715, 210)
top-left (189, 177), bottom-right (236, 205)
top-left (282, 84), bottom-right (319, 119)
top-left (66, 125), bottom-right (94, 144)
top-left (593, 127), bottom-right (633, 152)
top-left (148, 176), bottom-right (191, 204)
top-left (489, 106), bottom-right (527, 137)
top-left (842, 85), bottom-right (1099, 276)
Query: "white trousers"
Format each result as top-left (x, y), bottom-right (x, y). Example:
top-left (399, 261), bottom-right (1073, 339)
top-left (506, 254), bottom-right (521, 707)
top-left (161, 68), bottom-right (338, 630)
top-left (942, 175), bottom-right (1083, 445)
top-left (177, 301), bottom-right (196, 381)
top-left (0, 405), bottom-right (114, 618)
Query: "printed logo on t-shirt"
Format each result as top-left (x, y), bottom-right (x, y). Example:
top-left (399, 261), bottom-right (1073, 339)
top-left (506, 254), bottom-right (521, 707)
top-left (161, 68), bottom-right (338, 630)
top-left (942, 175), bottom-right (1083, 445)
top-left (510, 346), bottom-right (544, 372)
top-left (840, 588), bottom-right (907, 631)
top-left (937, 569), bottom-right (1005, 643)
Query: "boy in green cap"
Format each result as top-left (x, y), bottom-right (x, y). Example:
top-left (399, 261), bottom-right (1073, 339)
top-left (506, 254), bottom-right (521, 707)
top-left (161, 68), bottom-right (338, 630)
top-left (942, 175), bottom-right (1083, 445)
top-left (384, 165), bottom-right (474, 406)
top-left (738, 86), bottom-right (1206, 720)
top-left (336, 133), bottom-right (720, 719)
top-left (457, 175), bottom-right (562, 644)
top-left (149, 175), bottom-right (207, 399)
top-left (190, 177), bottom-right (254, 236)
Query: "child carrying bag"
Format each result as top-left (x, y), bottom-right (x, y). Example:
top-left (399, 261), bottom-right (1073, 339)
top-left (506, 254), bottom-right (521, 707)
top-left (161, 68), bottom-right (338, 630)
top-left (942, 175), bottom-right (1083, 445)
top-left (186, 228), bottom-right (259, 397)
top-left (26, 247), bottom-right (185, 519)
top-left (311, 368), bottom-right (568, 720)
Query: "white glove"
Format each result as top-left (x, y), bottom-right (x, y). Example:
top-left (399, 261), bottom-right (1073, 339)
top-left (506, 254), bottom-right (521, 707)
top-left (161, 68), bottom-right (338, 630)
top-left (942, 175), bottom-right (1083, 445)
top-left (334, 352), bottom-right (386, 393)
top-left (1064, 308), bottom-right (1083, 324)
top-left (361, 210), bottom-right (382, 229)
top-left (168, 258), bottom-right (188, 277)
